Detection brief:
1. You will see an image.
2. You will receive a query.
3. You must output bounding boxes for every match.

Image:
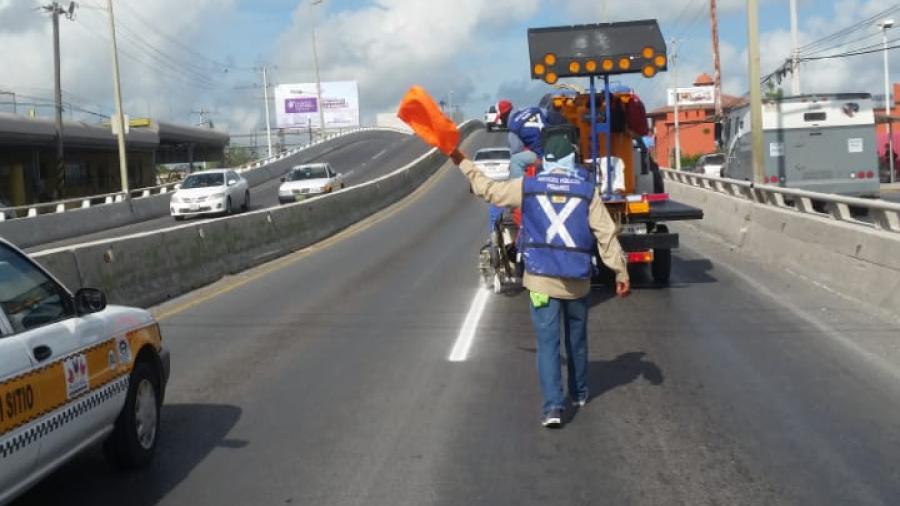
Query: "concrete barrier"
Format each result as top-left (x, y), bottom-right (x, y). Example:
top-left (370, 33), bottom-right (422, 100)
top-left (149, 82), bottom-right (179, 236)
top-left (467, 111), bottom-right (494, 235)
top-left (668, 180), bottom-right (900, 315)
top-left (2, 129), bottom-right (408, 249)
top-left (33, 121), bottom-right (483, 308)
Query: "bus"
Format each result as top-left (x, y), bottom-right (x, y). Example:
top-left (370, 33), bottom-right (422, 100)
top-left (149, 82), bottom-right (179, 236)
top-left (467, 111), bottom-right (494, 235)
top-left (720, 93), bottom-right (880, 197)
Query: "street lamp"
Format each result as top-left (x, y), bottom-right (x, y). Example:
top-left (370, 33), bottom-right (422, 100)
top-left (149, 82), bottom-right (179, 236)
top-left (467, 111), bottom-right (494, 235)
top-left (879, 18), bottom-right (895, 184)
top-left (310, 0), bottom-right (326, 138)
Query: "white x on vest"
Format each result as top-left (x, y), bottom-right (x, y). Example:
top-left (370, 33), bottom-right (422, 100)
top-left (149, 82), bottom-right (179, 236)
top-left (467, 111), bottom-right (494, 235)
top-left (536, 195), bottom-right (583, 248)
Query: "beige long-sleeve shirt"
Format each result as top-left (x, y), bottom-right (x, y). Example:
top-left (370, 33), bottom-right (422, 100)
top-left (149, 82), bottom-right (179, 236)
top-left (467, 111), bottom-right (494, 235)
top-left (459, 159), bottom-right (628, 300)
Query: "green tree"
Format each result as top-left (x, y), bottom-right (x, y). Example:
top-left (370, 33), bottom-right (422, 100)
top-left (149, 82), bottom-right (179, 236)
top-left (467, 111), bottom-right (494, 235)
top-left (223, 146), bottom-right (255, 168)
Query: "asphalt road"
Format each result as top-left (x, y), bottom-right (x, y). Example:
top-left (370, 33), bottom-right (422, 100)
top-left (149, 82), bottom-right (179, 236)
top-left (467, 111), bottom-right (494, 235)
top-left (27, 131), bottom-right (429, 254)
top-left (15, 129), bottom-right (900, 505)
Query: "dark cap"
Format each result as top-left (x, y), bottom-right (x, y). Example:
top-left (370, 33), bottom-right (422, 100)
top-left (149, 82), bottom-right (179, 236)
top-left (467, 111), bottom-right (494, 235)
top-left (542, 132), bottom-right (575, 162)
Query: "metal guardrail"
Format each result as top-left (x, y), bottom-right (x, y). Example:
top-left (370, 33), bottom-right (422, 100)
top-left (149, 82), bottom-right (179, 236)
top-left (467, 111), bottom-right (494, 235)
top-left (0, 183), bottom-right (179, 221)
top-left (234, 126), bottom-right (411, 173)
top-left (662, 168), bottom-right (900, 233)
top-left (0, 126), bottom-right (411, 222)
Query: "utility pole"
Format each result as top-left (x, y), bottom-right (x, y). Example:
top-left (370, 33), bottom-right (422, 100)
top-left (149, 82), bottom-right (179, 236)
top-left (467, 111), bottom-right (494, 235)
top-left (789, 0), bottom-right (801, 95)
top-left (260, 65), bottom-right (274, 158)
top-left (310, 0), bottom-right (327, 138)
top-left (671, 39), bottom-right (682, 171)
top-left (880, 19), bottom-right (896, 183)
top-left (747, 0), bottom-right (766, 183)
top-left (105, 0), bottom-right (130, 194)
top-left (710, 0), bottom-right (723, 118)
top-left (42, 2), bottom-right (75, 199)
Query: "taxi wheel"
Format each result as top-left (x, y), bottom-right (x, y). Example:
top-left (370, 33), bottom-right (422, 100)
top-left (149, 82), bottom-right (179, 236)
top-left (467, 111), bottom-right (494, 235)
top-left (241, 191), bottom-right (250, 211)
top-left (106, 360), bottom-right (160, 469)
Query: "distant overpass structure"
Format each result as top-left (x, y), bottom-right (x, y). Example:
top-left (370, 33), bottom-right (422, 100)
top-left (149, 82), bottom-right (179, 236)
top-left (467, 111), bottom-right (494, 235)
top-left (0, 113), bottom-right (229, 206)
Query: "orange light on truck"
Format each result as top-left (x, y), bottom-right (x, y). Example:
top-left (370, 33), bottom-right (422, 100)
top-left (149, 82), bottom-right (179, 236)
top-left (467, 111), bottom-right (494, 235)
top-left (642, 47), bottom-right (655, 59)
top-left (602, 59), bottom-right (614, 71)
top-left (627, 251), bottom-right (654, 264)
top-left (654, 55), bottom-right (667, 67)
top-left (534, 63), bottom-right (546, 76)
top-left (585, 60), bottom-right (598, 72)
top-left (544, 53), bottom-right (557, 66)
top-left (627, 201), bottom-right (651, 214)
top-left (642, 65), bottom-right (657, 78)
top-left (545, 72), bottom-right (558, 84)
top-left (569, 61), bottom-right (581, 73)
top-left (618, 57), bottom-right (631, 70)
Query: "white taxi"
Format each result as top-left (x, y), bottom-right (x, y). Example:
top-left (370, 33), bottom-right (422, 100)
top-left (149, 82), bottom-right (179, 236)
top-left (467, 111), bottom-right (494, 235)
top-left (278, 163), bottom-right (344, 204)
top-left (473, 148), bottom-right (512, 180)
top-left (0, 239), bottom-right (170, 503)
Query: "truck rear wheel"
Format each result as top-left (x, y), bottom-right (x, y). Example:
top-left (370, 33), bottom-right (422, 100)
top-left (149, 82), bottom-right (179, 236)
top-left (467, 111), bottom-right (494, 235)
top-left (651, 224), bottom-right (671, 284)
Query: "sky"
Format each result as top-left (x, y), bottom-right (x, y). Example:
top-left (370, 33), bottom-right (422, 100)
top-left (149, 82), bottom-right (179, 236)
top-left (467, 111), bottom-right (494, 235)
top-left (1, 0), bottom-right (900, 134)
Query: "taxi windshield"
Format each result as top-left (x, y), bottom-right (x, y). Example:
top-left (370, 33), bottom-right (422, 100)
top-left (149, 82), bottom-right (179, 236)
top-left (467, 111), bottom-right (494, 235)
top-left (181, 173), bottom-right (224, 189)
top-left (289, 166), bottom-right (329, 180)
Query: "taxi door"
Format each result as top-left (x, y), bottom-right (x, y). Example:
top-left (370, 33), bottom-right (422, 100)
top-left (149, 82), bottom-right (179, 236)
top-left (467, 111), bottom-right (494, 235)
top-left (0, 244), bottom-right (114, 479)
top-left (0, 315), bottom-right (39, 500)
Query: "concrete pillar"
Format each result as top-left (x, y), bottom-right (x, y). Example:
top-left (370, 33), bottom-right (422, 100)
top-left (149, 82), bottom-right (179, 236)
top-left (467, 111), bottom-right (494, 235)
top-left (10, 162), bottom-right (26, 206)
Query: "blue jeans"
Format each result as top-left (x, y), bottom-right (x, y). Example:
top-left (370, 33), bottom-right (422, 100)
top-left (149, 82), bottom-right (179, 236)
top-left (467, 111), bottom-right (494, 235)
top-left (529, 296), bottom-right (590, 414)
top-left (509, 151), bottom-right (537, 179)
top-left (488, 205), bottom-right (504, 234)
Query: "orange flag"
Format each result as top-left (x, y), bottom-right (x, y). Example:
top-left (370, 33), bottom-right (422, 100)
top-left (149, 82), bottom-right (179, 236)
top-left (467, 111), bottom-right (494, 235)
top-left (397, 86), bottom-right (460, 155)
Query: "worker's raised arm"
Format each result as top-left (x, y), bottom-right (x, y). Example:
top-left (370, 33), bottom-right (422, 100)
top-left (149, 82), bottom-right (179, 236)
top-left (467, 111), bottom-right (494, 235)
top-left (450, 149), bottom-right (523, 208)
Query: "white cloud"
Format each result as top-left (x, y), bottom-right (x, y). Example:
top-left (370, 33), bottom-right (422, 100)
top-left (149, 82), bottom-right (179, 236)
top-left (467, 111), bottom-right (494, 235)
top-left (562, 0), bottom-right (748, 22)
top-left (273, 0), bottom-right (540, 121)
top-left (0, 0), bottom-right (241, 128)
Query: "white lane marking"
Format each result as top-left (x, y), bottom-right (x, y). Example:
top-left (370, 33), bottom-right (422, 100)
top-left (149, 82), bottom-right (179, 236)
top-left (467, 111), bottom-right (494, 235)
top-left (448, 286), bottom-right (491, 362)
top-left (371, 148), bottom-right (388, 160)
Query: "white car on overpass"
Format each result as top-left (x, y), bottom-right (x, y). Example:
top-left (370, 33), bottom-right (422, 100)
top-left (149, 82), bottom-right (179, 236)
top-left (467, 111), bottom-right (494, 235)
top-left (170, 169), bottom-right (250, 220)
top-left (0, 238), bottom-right (170, 503)
top-left (473, 147), bottom-right (512, 180)
top-left (278, 163), bottom-right (344, 204)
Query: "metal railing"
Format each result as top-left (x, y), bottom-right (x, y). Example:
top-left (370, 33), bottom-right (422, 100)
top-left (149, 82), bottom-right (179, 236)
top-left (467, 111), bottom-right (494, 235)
top-left (0, 182), bottom-right (179, 221)
top-left (0, 126), bottom-right (411, 222)
top-left (234, 126), bottom-right (411, 172)
top-left (662, 168), bottom-right (900, 233)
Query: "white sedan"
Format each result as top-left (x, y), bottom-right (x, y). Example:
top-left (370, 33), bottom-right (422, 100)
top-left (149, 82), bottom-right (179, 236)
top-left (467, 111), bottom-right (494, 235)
top-left (473, 148), bottom-right (511, 180)
top-left (170, 169), bottom-right (250, 220)
top-left (278, 163), bottom-right (344, 204)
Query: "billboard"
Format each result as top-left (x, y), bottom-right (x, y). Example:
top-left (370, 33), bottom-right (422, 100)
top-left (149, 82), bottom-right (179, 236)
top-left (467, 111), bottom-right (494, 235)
top-left (274, 81), bottom-right (360, 129)
top-left (667, 86), bottom-right (715, 107)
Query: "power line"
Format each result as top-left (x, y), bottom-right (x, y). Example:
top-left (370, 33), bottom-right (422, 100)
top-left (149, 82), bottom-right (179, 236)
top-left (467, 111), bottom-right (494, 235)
top-left (77, 1), bottom-right (221, 89)
top-left (797, 4), bottom-right (900, 54)
top-left (73, 15), bottom-right (218, 90)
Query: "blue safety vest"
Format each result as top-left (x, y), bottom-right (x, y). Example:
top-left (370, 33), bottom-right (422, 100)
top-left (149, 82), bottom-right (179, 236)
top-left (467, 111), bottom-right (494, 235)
top-left (508, 107), bottom-right (547, 157)
top-left (520, 169), bottom-right (596, 279)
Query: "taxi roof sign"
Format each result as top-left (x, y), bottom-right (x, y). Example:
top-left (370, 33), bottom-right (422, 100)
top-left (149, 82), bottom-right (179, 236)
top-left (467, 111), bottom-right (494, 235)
top-left (528, 20), bottom-right (667, 80)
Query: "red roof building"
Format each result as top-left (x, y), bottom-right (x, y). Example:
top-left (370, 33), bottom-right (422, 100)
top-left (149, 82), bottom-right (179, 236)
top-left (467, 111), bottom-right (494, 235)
top-left (648, 74), bottom-right (744, 167)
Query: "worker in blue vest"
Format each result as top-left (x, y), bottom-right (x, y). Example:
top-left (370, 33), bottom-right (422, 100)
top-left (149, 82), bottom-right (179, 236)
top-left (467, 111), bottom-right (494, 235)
top-left (451, 128), bottom-right (630, 428)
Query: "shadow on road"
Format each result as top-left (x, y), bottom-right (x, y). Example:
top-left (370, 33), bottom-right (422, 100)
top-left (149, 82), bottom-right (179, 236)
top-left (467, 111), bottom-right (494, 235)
top-left (13, 403), bottom-right (243, 506)
top-left (587, 352), bottom-right (664, 401)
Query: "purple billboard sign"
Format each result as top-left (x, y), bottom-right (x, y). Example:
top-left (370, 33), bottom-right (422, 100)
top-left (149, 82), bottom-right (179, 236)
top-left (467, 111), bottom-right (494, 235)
top-left (284, 97), bottom-right (319, 114)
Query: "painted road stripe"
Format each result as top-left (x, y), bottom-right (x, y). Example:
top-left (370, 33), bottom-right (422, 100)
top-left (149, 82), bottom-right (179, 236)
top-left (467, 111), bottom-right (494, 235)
top-left (448, 287), bottom-right (490, 362)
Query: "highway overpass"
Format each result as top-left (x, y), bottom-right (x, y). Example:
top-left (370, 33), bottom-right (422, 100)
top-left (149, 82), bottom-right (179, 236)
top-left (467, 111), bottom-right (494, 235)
top-left (9, 125), bottom-right (900, 505)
